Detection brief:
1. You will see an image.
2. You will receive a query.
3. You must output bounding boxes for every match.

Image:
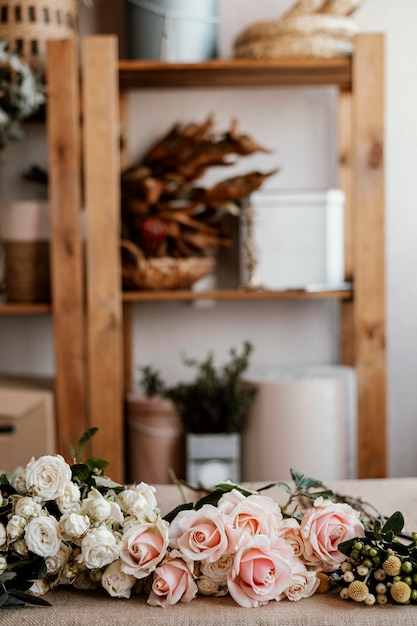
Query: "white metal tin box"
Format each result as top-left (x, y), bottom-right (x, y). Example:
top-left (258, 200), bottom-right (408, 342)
top-left (240, 189), bottom-right (345, 290)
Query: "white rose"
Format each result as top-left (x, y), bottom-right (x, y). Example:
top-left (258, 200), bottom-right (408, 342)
top-left (45, 542), bottom-right (72, 575)
top-left (7, 514), bottom-right (27, 541)
top-left (77, 526), bottom-right (120, 569)
top-left (60, 560), bottom-right (79, 585)
top-left (0, 555), bottom-right (7, 574)
top-left (26, 454), bottom-right (72, 500)
top-left (11, 469), bottom-right (27, 495)
top-left (25, 516), bottom-right (62, 557)
top-left (81, 488), bottom-right (123, 525)
top-left (0, 522), bottom-right (6, 546)
top-left (14, 496), bottom-right (42, 519)
top-left (60, 512), bottom-right (90, 540)
top-left (89, 568), bottom-right (103, 583)
top-left (73, 570), bottom-right (99, 590)
top-left (56, 482), bottom-right (81, 514)
top-left (102, 559), bottom-right (136, 599)
top-left (200, 554), bottom-right (234, 585)
top-left (118, 483), bottom-right (158, 520)
top-left (29, 578), bottom-right (50, 596)
top-left (197, 575), bottom-right (224, 596)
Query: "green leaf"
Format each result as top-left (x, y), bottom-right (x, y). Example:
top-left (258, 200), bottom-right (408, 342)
top-left (68, 444), bottom-right (75, 462)
top-left (373, 519), bottom-right (382, 541)
top-left (255, 481), bottom-right (292, 495)
top-left (0, 571), bottom-right (17, 583)
top-left (290, 469), bottom-right (323, 490)
top-left (338, 538), bottom-right (356, 556)
top-left (71, 463), bottom-right (92, 485)
top-left (8, 590), bottom-right (51, 606)
top-left (163, 502), bottom-right (194, 523)
top-left (10, 556), bottom-right (47, 582)
top-left (0, 473), bottom-right (9, 485)
top-left (0, 591), bottom-right (25, 609)
top-left (299, 489), bottom-right (335, 500)
top-left (382, 511), bottom-right (404, 537)
top-left (76, 427), bottom-right (99, 462)
top-left (85, 456), bottom-right (109, 471)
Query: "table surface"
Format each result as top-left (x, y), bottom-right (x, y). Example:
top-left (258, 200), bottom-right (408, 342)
top-left (4, 477), bottom-right (417, 626)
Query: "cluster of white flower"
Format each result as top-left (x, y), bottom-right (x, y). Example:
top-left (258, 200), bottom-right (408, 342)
top-left (0, 453), bottom-right (365, 609)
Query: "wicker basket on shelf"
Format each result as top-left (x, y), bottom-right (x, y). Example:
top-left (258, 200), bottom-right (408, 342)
top-left (3, 240), bottom-right (50, 302)
top-left (0, 0), bottom-right (78, 71)
top-left (121, 239), bottom-right (215, 291)
top-left (233, 0), bottom-right (364, 60)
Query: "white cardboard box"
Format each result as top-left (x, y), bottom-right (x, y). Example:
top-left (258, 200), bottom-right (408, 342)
top-left (240, 189), bottom-right (345, 289)
top-left (0, 377), bottom-right (55, 473)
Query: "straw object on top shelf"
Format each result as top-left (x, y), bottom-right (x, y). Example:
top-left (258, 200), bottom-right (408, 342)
top-left (234, 0), bottom-right (366, 60)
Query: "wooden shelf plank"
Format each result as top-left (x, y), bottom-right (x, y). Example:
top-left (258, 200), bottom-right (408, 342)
top-left (0, 302), bottom-right (51, 314)
top-left (122, 288), bottom-right (353, 302)
top-left (118, 58), bottom-right (352, 90)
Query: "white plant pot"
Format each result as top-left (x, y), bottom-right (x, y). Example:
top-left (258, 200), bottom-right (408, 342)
top-left (186, 432), bottom-right (241, 488)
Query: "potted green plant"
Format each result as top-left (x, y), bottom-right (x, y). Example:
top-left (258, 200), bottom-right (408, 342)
top-left (137, 341), bottom-right (256, 487)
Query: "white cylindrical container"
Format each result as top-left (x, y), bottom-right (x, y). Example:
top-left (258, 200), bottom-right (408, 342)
top-left (242, 365), bottom-right (356, 482)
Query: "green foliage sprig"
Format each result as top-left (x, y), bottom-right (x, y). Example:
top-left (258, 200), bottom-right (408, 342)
top-left (0, 39), bottom-right (46, 154)
top-left (139, 341), bottom-right (257, 434)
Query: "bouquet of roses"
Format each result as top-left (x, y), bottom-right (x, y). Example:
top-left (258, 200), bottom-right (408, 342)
top-left (0, 429), bottom-right (414, 610)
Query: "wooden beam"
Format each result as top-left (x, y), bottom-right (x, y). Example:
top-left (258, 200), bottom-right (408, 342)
top-left (46, 38), bottom-right (87, 460)
top-left (338, 89), bottom-right (354, 365)
top-left (82, 36), bottom-right (124, 482)
top-left (352, 34), bottom-right (386, 478)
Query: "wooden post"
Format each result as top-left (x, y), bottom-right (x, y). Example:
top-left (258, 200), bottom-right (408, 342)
top-left (82, 36), bottom-right (124, 482)
top-left (351, 34), bottom-right (386, 477)
top-left (46, 38), bottom-right (87, 459)
top-left (338, 89), bottom-right (354, 366)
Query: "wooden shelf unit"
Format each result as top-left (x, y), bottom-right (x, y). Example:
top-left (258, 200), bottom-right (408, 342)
top-left (47, 34), bottom-right (385, 482)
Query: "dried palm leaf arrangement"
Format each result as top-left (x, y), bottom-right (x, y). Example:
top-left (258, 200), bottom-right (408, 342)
top-left (234, 0), bottom-right (366, 60)
top-left (121, 115), bottom-right (277, 290)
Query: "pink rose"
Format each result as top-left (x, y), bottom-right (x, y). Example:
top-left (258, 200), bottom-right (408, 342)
top-left (147, 552), bottom-right (198, 607)
top-left (300, 498), bottom-right (364, 571)
top-left (217, 490), bottom-right (282, 539)
top-left (276, 518), bottom-right (305, 558)
top-left (227, 535), bottom-right (294, 608)
top-left (169, 504), bottom-right (242, 563)
top-left (282, 558), bottom-right (319, 601)
top-left (120, 517), bottom-right (169, 579)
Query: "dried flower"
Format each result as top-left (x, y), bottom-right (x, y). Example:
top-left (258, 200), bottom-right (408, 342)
top-left (382, 555), bottom-right (402, 577)
top-left (316, 573), bottom-right (330, 593)
top-left (348, 580), bottom-right (369, 602)
top-left (390, 581), bottom-right (411, 604)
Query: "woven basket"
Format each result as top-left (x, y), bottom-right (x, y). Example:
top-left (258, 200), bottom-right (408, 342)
top-left (3, 240), bottom-right (50, 302)
top-left (0, 0), bottom-right (78, 71)
top-left (121, 239), bottom-right (215, 291)
top-left (234, 14), bottom-right (356, 60)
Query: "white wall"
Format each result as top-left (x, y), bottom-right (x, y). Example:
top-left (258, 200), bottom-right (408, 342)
top-left (1, 0), bottom-right (416, 477)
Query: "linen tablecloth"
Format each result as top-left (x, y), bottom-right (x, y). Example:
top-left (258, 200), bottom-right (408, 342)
top-left (4, 478), bottom-right (417, 626)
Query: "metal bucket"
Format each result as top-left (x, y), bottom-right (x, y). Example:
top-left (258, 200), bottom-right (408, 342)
top-left (126, 0), bottom-right (219, 61)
